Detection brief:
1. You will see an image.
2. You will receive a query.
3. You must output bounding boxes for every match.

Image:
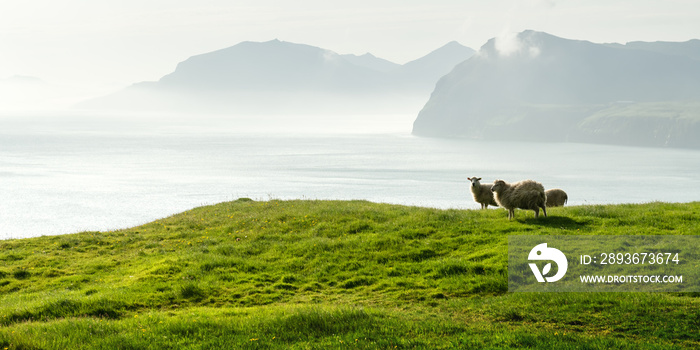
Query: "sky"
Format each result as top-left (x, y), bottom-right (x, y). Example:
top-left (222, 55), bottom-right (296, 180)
top-left (1, 0), bottom-right (699, 90)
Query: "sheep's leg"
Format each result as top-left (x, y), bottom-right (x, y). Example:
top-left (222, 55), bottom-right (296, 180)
top-left (542, 205), bottom-right (547, 217)
top-left (534, 207), bottom-right (539, 218)
top-left (508, 209), bottom-right (514, 220)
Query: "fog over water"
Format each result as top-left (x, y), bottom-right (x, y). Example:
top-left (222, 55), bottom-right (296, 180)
top-left (2, 112), bottom-right (699, 239)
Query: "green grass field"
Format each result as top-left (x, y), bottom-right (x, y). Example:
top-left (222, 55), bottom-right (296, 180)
top-left (1, 199), bottom-right (698, 349)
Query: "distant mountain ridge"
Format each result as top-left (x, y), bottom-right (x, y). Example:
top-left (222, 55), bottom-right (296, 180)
top-left (605, 39), bottom-right (700, 61)
top-left (157, 39), bottom-right (384, 93)
top-left (412, 30), bottom-right (700, 148)
top-left (340, 52), bottom-right (400, 73)
top-left (392, 41), bottom-right (476, 93)
top-left (79, 40), bottom-right (475, 114)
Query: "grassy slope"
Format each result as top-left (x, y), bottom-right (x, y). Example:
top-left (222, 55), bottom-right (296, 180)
top-left (574, 102), bottom-right (700, 148)
top-left (0, 199), bottom-right (698, 349)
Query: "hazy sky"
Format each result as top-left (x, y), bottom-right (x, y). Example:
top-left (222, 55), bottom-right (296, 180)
top-left (1, 0), bottom-right (699, 88)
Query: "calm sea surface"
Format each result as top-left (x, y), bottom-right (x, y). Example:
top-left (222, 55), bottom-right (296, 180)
top-left (2, 113), bottom-right (700, 239)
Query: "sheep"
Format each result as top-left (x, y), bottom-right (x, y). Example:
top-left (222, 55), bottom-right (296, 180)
top-left (468, 177), bottom-right (498, 209)
top-left (490, 179), bottom-right (547, 220)
top-left (545, 188), bottom-right (568, 207)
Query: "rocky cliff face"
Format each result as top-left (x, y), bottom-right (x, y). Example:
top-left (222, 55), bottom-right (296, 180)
top-left (412, 30), bottom-right (700, 148)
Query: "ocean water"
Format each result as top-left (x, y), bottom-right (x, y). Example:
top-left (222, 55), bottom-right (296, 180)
top-left (2, 113), bottom-right (700, 239)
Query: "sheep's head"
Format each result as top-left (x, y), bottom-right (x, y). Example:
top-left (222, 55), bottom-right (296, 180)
top-left (491, 180), bottom-right (506, 193)
top-left (468, 177), bottom-right (482, 188)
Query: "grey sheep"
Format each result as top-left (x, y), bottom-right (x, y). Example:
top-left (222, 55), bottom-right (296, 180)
top-left (545, 189), bottom-right (568, 207)
top-left (468, 177), bottom-right (498, 209)
top-left (491, 179), bottom-right (547, 220)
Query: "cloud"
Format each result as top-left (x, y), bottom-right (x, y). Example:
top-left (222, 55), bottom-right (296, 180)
top-left (492, 0), bottom-right (552, 58)
top-left (494, 30), bottom-right (522, 56)
top-left (494, 30), bottom-right (542, 58)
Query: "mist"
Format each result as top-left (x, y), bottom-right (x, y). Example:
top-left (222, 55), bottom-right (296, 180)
top-left (3, 26), bottom-right (700, 239)
top-left (24, 38), bottom-right (470, 135)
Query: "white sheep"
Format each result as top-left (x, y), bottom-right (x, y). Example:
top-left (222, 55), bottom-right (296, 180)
top-left (545, 189), bottom-right (568, 207)
top-left (491, 179), bottom-right (547, 220)
top-left (467, 177), bottom-right (498, 209)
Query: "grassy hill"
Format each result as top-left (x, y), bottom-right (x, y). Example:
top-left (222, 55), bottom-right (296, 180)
top-left (1, 199), bottom-right (698, 349)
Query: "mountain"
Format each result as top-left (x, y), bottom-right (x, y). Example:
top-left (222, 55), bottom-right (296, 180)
top-left (340, 52), bottom-right (400, 73)
top-left (393, 41), bottom-right (476, 93)
top-left (605, 39), bottom-right (700, 61)
top-left (79, 40), bottom-right (474, 114)
top-left (412, 30), bottom-right (700, 148)
top-left (156, 39), bottom-right (388, 93)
